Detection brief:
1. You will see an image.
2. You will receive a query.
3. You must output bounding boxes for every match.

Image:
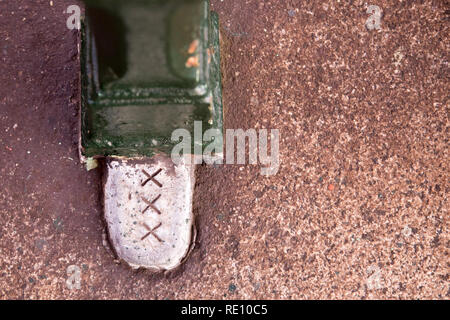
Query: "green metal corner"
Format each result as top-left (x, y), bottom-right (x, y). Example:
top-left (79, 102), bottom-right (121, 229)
top-left (80, 0), bottom-right (223, 158)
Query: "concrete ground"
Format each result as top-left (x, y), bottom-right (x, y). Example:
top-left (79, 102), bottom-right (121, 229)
top-left (0, 0), bottom-right (448, 299)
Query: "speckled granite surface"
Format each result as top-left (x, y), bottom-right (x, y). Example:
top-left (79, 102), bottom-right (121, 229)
top-left (0, 0), bottom-right (448, 299)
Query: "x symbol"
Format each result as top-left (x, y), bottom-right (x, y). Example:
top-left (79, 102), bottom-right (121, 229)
top-left (142, 169), bottom-right (162, 188)
top-left (141, 222), bottom-right (163, 242)
top-left (142, 195), bottom-right (161, 215)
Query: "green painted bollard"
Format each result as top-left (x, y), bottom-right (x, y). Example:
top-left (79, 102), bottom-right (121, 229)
top-left (80, 0), bottom-right (223, 158)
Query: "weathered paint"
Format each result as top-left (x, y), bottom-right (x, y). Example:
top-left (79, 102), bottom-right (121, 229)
top-left (80, 0), bottom-right (223, 158)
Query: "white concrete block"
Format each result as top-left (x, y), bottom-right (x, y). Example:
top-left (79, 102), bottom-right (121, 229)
top-left (104, 155), bottom-right (196, 271)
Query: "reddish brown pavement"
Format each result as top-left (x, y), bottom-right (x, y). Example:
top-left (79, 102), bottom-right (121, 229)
top-left (0, 0), bottom-right (448, 299)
